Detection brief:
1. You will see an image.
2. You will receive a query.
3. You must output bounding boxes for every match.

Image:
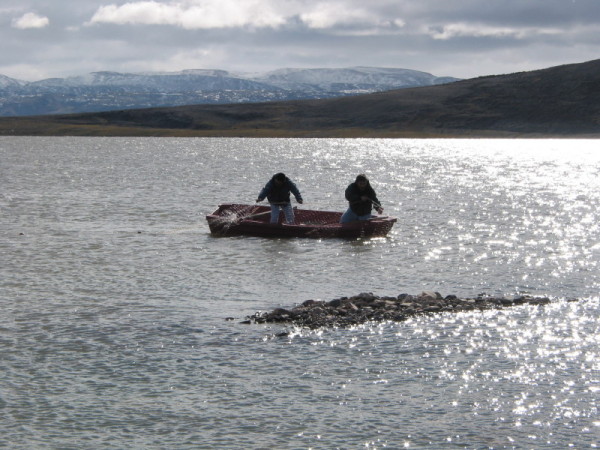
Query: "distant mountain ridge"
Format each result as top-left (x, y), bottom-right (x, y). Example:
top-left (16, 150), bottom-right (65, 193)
top-left (2, 59), bottom-right (597, 137)
top-left (0, 67), bottom-right (459, 117)
top-left (0, 74), bottom-right (26, 89)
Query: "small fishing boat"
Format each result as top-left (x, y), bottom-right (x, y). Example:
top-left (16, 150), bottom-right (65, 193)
top-left (206, 203), bottom-right (397, 238)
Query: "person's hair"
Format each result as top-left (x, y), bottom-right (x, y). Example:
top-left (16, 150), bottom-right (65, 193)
top-left (273, 172), bottom-right (287, 182)
top-left (355, 174), bottom-right (368, 183)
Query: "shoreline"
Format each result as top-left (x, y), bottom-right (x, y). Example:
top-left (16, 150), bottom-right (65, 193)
top-left (1, 123), bottom-right (598, 139)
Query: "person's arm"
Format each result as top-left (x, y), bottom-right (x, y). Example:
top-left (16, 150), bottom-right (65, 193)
top-left (345, 184), bottom-right (361, 203)
top-left (371, 190), bottom-right (383, 213)
top-left (289, 181), bottom-right (303, 203)
top-left (256, 181), bottom-right (271, 202)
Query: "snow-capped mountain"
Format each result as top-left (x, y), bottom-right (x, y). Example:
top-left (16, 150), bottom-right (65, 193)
top-left (29, 70), bottom-right (275, 91)
top-left (250, 67), bottom-right (456, 93)
top-left (0, 67), bottom-right (459, 117)
top-left (0, 74), bottom-right (27, 89)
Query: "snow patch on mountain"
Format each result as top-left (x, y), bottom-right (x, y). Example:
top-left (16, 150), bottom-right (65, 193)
top-left (0, 74), bottom-right (26, 89)
top-left (0, 67), bottom-right (460, 116)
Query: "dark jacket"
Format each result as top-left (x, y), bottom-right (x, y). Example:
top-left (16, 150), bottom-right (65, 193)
top-left (345, 182), bottom-right (380, 216)
top-left (258, 177), bottom-right (303, 204)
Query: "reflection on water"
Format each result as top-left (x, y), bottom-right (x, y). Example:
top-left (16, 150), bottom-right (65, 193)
top-left (1, 137), bottom-right (599, 449)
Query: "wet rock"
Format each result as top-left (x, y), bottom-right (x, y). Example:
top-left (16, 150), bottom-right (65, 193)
top-left (268, 308), bottom-right (292, 322)
top-left (243, 291), bottom-right (568, 330)
top-left (355, 292), bottom-right (377, 301)
top-left (302, 299), bottom-right (320, 307)
top-left (328, 298), bottom-right (343, 307)
top-left (529, 297), bottom-right (551, 305)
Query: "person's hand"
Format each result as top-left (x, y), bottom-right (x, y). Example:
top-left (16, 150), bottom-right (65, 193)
top-left (256, 198), bottom-right (261, 203)
top-left (376, 207), bottom-right (383, 214)
top-left (298, 199), bottom-right (303, 204)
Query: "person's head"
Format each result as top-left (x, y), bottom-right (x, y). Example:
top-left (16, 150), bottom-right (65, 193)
top-left (273, 172), bottom-right (287, 185)
top-left (355, 174), bottom-right (369, 189)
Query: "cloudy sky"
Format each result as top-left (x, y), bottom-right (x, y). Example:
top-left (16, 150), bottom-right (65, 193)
top-left (3, 0), bottom-right (600, 81)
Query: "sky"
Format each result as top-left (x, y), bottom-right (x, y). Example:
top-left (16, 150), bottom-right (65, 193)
top-left (2, 0), bottom-right (600, 81)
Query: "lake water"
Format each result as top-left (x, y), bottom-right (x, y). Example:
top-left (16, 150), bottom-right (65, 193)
top-left (1, 137), bottom-right (599, 449)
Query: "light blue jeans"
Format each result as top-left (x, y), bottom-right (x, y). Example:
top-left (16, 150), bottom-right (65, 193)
top-left (270, 203), bottom-right (295, 224)
top-left (340, 208), bottom-right (374, 224)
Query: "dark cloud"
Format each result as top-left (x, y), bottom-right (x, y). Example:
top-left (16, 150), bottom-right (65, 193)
top-left (1, 0), bottom-right (599, 80)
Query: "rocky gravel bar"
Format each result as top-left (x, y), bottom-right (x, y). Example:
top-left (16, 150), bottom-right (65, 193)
top-left (242, 291), bottom-right (560, 329)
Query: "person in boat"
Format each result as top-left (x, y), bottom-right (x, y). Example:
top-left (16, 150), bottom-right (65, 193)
top-left (256, 172), bottom-right (304, 224)
top-left (340, 174), bottom-right (384, 223)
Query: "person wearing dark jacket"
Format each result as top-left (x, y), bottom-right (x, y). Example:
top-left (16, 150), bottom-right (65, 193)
top-left (256, 173), bottom-right (303, 224)
top-left (340, 174), bottom-right (383, 223)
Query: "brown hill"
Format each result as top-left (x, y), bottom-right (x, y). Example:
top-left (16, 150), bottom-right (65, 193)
top-left (1, 59), bottom-right (599, 137)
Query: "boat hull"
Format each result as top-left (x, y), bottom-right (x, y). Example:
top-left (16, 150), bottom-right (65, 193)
top-left (206, 203), bottom-right (396, 238)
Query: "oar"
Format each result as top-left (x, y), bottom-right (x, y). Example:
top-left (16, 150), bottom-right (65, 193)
top-left (239, 210), bottom-right (271, 221)
top-left (369, 198), bottom-right (384, 214)
top-left (232, 205), bottom-right (271, 223)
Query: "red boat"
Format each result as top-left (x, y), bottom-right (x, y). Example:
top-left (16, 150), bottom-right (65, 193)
top-left (206, 203), bottom-right (396, 238)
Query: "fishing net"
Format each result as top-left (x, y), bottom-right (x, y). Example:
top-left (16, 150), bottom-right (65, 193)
top-left (208, 203), bottom-right (342, 229)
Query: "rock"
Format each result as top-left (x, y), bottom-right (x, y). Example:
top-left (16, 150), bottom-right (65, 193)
top-left (354, 292), bottom-right (377, 302)
top-left (302, 299), bottom-right (319, 307)
top-left (243, 291), bottom-right (566, 329)
top-left (328, 298), bottom-right (343, 307)
top-left (419, 291), bottom-right (438, 301)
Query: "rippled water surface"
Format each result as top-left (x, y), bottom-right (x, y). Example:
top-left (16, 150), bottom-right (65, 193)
top-left (1, 137), bottom-right (599, 449)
